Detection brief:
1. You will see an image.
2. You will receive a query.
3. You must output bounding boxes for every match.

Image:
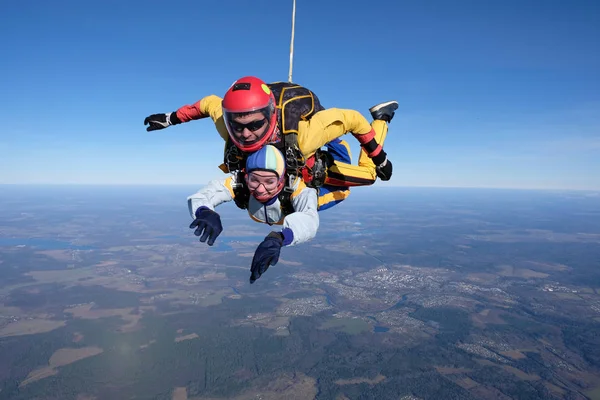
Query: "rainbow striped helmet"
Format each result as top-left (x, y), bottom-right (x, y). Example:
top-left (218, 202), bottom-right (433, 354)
top-left (245, 145), bottom-right (286, 178)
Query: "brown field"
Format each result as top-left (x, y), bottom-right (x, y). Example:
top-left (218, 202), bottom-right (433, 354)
top-left (22, 287), bottom-right (43, 295)
top-left (25, 268), bottom-right (94, 284)
top-left (475, 359), bottom-right (498, 367)
top-left (315, 244), bottom-right (368, 256)
top-left (469, 385), bottom-right (512, 400)
top-left (465, 273), bottom-right (498, 284)
top-left (200, 272), bottom-right (227, 281)
top-left (501, 365), bottom-right (540, 381)
top-left (545, 382), bottom-right (566, 396)
top-left (0, 318), bottom-right (66, 338)
top-left (93, 260), bottom-right (119, 267)
top-left (172, 387), bottom-right (188, 400)
top-left (435, 367), bottom-right (473, 375)
top-left (228, 368), bottom-right (253, 381)
top-left (64, 304), bottom-right (155, 332)
top-left (587, 387), bottom-right (600, 400)
top-left (278, 259), bottom-right (303, 266)
top-left (19, 368), bottom-right (59, 387)
top-left (551, 292), bottom-right (581, 300)
top-left (456, 377), bottom-right (479, 389)
top-left (194, 290), bottom-right (228, 307)
top-left (20, 346), bottom-right (104, 387)
top-left (474, 358), bottom-right (542, 383)
top-left (335, 374), bottom-right (386, 386)
top-left (142, 289), bottom-right (228, 308)
top-left (147, 254), bottom-right (168, 262)
top-left (233, 314), bottom-right (291, 334)
top-left (497, 265), bottom-right (549, 279)
top-left (524, 261), bottom-right (570, 272)
top-left (72, 332), bottom-right (84, 342)
top-left (538, 338), bottom-right (556, 348)
top-left (36, 249), bottom-right (73, 262)
top-left (50, 346), bottom-right (104, 367)
top-left (175, 333), bottom-right (199, 343)
top-left (0, 303), bottom-right (22, 316)
top-left (553, 369), bottom-right (600, 397)
top-left (25, 268), bottom-right (152, 294)
top-left (500, 350), bottom-right (527, 360)
top-left (471, 308), bottom-right (507, 327)
top-left (191, 372), bottom-right (317, 400)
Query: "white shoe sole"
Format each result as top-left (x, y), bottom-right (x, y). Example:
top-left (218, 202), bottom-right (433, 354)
top-left (369, 100), bottom-right (399, 113)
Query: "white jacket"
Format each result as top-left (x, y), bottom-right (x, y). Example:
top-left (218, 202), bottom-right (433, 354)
top-left (187, 176), bottom-right (319, 246)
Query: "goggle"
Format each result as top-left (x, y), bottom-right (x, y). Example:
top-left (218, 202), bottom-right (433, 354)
top-left (229, 118), bottom-right (267, 133)
top-left (246, 172), bottom-right (280, 192)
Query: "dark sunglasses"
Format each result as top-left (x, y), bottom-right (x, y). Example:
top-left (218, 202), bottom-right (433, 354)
top-left (230, 118), bottom-right (267, 133)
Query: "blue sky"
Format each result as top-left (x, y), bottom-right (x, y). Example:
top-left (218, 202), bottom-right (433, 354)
top-left (1, 0), bottom-right (598, 189)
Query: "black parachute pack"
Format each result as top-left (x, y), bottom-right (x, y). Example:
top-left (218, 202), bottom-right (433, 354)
top-left (224, 137), bottom-right (296, 217)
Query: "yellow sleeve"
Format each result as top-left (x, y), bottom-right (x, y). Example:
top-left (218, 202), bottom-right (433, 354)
top-left (199, 95), bottom-right (229, 142)
top-left (198, 95), bottom-right (223, 120)
top-left (223, 176), bottom-right (235, 198)
top-left (290, 178), bottom-right (307, 198)
top-left (297, 108), bottom-right (372, 158)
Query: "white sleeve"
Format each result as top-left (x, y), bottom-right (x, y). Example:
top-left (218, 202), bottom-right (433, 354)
top-left (282, 187), bottom-right (320, 246)
top-left (187, 178), bottom-right (234, 218)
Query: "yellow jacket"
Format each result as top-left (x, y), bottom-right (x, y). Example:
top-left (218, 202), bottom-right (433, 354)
top-left (195, 94), bottom-right (374, 159)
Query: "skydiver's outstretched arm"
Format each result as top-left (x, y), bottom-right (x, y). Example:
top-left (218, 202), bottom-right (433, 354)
top-left (187, 177), bottom-right (235, 217)
top-left (144, 95), bottom-right (230, 142)
top-left (186, 178), bottom-right (235, 246)
top-left (249, 186), bottom-right (320, 283)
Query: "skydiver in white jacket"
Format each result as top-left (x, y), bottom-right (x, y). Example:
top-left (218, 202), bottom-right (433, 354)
top-left (187, 145), bottom-right (319, 283)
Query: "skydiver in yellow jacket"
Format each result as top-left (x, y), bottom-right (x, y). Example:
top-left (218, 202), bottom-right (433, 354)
top-left (144, 76), bottom-right (398, 186)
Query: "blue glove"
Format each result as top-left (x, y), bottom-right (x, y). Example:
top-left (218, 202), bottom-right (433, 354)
top-left (250, 232), bottom-right (284, 284)
top-left (189, 206), bottom-right (223, 246)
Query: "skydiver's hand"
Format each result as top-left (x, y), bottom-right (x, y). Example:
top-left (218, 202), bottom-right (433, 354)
top-left (250, 232), bottom-right (283, 284)
top-left (189, 207), bottom-right (223, 246)
top-left (376, 158), bottom-right (393, 181)
top-left (144, 112), bottom-right (181, 131)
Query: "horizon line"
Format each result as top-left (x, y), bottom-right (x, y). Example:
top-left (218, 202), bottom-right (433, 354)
top-left (0, 183), bottom-right (598, 192)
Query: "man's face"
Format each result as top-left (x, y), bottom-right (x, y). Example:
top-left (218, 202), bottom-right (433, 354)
top-left (229, 112), bottom-right (269, 145)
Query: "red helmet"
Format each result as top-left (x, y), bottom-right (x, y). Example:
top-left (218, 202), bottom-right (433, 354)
top-left (222, 76), bottom-right (279, 152)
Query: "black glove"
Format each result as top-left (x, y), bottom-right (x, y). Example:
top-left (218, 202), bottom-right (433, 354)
top-left (372, 150), bottom-right (393, 181)
top-left (376, 158), bottom-right (393, 181)
top-left (250, 232), bottom-right (283, 284)
top-left (189, 207), bottom-right (223, 246)
top-left (144, 112), bottom-right (181, 131)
